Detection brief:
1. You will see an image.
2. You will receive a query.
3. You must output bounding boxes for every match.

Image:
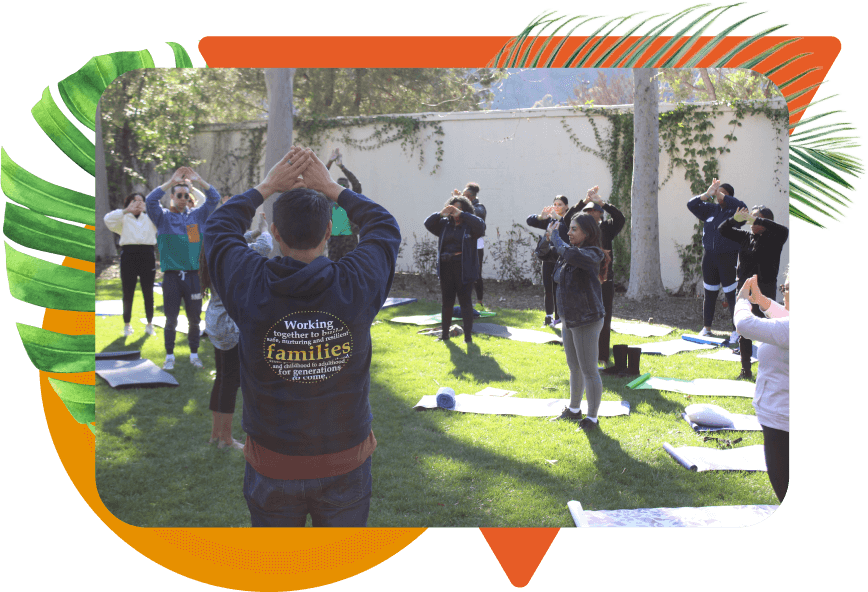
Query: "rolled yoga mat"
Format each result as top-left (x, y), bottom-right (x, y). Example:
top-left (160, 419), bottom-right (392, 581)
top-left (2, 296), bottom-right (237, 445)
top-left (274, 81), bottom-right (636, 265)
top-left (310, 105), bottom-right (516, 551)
top-left (662, 442), bottom-right (767, 472)
top-left (435, 386), bottom-right (456, 410)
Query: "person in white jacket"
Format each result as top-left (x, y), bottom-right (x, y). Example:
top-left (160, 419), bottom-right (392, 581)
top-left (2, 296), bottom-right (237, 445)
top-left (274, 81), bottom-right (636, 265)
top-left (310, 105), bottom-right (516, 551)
top-left (734, 272), bottom-right (789, 502)
top-left (103, 192), bottom-right (158, 337)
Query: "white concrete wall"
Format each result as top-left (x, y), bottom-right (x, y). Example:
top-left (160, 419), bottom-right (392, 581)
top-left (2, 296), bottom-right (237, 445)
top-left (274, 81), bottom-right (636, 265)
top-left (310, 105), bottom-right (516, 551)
top-left (186, 102), bottom-right (789, 291)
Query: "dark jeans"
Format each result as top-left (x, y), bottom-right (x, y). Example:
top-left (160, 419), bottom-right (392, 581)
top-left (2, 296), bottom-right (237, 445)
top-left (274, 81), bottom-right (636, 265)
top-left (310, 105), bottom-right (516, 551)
top-left (120, 245), bottom-right (156, 324)
top-left (209, 345), bottom-right (240, 414)
top-left (244, 455), bottom-right (373, 527)
top-left (440, 259), bottom-right (474, 340)
top-left (761, 425), bottom-right (789, 502)
top-left (162, 269), bottom-right (202, 355)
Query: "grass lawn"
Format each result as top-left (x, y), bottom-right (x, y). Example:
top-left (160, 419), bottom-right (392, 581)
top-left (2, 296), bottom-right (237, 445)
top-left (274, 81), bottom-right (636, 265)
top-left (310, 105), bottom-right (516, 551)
top-left (95, 278), bottom-right (777, 527)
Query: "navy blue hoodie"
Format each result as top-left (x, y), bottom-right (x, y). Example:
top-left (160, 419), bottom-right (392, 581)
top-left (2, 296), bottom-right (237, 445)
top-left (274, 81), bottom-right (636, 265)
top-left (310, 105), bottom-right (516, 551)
top-left (687, 193), bottom-right (748, 253)
top-left (203, 188), bottom-right (400, 456)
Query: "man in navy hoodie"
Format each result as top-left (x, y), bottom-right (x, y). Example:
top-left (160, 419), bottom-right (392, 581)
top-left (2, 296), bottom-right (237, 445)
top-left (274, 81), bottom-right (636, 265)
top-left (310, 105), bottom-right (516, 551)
top-left (203, 147), bottom-right (400, 527)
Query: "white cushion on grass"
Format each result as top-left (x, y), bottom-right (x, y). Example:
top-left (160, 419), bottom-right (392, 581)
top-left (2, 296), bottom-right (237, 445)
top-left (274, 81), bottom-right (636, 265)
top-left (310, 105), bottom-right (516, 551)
top-left (685, 404), bottom-right (734, 428)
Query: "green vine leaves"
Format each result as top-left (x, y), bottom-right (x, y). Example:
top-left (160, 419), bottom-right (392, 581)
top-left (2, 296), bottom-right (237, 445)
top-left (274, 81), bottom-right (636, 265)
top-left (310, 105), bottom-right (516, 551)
top-left (1, 44), bottom-right (195, 432)
top-left (491, 5), bottom-right (862, 228)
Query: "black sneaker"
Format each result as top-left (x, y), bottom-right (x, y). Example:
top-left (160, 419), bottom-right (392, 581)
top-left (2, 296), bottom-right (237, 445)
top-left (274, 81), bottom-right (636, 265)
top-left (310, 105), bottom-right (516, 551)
top-left (578, 417), bottom-right (599, 431)
top-left (543, 315), bottom-right (553, 328)
top-left (550, 406), bottom-right (583, 422)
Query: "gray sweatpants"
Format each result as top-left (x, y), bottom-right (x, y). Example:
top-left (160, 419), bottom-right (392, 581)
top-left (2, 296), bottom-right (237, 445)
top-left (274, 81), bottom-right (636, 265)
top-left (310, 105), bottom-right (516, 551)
top-left (562, 318), bottom-right (604, 416)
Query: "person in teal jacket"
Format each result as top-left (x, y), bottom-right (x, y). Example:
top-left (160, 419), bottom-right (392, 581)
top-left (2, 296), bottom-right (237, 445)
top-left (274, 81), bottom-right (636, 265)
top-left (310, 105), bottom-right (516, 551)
top-left (146, 166), bottom-right (220, 370)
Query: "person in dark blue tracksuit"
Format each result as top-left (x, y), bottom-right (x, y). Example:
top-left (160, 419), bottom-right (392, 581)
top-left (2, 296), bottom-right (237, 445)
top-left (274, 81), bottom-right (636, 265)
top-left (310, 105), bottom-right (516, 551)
top-left (686, 178), bottom-right (747, 340)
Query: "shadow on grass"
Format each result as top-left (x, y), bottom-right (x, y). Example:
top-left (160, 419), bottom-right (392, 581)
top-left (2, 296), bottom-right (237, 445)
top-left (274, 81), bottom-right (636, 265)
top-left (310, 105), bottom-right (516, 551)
top-left (443, 340), bottom-right (514, 382)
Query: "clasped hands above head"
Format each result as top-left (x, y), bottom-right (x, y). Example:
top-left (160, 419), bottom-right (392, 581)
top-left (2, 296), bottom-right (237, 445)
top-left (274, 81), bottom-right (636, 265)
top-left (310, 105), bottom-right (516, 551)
top-left (257, 146), bottom-right (345, 201)
top-left (738, 275), bottom-right (771, 309)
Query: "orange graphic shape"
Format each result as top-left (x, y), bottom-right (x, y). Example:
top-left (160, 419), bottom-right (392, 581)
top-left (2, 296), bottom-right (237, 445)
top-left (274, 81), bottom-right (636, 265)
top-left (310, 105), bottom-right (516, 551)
top-left (480, 528), bottom-right (559, 587)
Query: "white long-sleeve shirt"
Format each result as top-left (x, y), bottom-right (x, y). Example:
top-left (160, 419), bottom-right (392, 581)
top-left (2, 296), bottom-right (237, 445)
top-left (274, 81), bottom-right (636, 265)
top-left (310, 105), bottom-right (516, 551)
top-left (734, 297), bottom-right (789, 431)
top-left (103, 209), bottom-right (157, 246)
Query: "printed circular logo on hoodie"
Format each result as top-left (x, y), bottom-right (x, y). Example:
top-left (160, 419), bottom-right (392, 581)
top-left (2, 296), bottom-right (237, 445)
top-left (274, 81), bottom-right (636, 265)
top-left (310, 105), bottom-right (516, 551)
top-left (262, 311), bottom-right (353, 382)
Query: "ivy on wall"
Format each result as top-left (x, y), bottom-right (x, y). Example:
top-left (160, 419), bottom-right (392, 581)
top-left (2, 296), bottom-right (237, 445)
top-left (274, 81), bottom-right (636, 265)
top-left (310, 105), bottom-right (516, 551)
top-left (561, 100), bottom-right (788, 293)
top-left (295, 114), bottom-right (445, 175)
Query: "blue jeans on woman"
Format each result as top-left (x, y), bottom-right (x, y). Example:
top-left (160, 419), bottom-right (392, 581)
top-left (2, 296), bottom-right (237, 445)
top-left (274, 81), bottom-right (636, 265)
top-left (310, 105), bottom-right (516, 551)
top-left (243, 455), bottom-right (372, 527)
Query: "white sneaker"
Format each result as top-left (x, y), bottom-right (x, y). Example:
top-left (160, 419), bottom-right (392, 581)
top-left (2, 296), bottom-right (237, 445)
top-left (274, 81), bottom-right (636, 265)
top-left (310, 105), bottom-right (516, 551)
top-left (123, 325), bottom-right (134, 337)
top-left (190, 356), bottom-right (203, 369)
top-left (163, 356), bottom-right (175, 370)
top-left (698, 327), bottom-right (711, 337)
top-left (145, 324), bottom-right (155, 336)
top-left (729, 330), bottom-right (739, 344)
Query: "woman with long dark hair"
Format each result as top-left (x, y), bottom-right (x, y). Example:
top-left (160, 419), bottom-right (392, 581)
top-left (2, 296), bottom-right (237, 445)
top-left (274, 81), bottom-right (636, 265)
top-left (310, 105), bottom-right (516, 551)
top-left (424, 195), bottom-right (486, 343)
top-left (200, 214), bottom-right (272, 450)
top-left (548, 213), bottom-right (610, 431)
top-left (103, 192), bottom-right (157, 337)
top-left (527, 195), bottom-right (571, 327)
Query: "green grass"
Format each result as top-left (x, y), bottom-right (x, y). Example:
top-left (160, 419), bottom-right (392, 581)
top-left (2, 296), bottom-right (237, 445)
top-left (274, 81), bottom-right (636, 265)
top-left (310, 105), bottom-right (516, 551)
top-left (96, 279), bottom-right (777, 527)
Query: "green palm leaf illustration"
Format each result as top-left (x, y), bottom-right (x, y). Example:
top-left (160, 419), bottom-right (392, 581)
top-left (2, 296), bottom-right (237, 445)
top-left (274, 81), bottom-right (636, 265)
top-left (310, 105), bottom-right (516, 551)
top-left (492, 4), bottom-right (862, 227)
top-left (2, 43), bottom-right (195, 430)
top-left (47, 378), bottom-right (96, 434)
top-left (16, 324), bottom-right (95, 373)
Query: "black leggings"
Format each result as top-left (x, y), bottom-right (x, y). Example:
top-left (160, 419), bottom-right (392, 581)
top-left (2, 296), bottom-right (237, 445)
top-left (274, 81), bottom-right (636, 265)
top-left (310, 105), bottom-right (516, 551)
top-left (474, 248), bottom-right (484, 302)
top-left (210, 345), bottom-right (241, 414)
top-left (542, 260), bottom-right (556, 316)
top-left (761, 424), bottom-right (789, 502)
top-left (440, 259), bottom-right (474, 341)
top-left (598, 279), bottom-right (615, 361)
top-left (702, 250), bottom-right (738, 328)
top-left (120, 245), bottom-right (156, 324)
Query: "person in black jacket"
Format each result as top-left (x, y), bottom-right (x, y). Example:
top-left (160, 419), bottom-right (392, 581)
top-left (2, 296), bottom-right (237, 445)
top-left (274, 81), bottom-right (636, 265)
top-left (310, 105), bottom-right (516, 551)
top-left (574, 186), bottom-right (625, 366)
top-left (458, 182), bottom-right (487, 309)
top-left (526, 195), bottom-right (579, 327)
top-left (548, 214), bottom-right (609, 432)
top-left (424, 195), bottom-right (486, 344)
top-left (719, 205), bottom-right (789, 380)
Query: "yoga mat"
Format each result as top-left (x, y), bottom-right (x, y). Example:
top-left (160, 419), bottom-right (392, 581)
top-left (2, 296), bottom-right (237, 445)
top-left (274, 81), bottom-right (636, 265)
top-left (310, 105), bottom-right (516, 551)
top-left (682, 334), bottom-right (728, 346)
top-left (610, 321), bottom-right (673, 337)
top-left (472, 323), bottom-right (562, 344)
top-left (568, 500), bottom-right (777, 527)
top-left (142, 316), bottom-right (207, 335)
top-left (382, 297), bottom-right (417, 309)
top-left (474, 387), bottom-right (516, 397)
top-left (390, 310), bottom-right (496, 325)
top-left (636, 339), bottom-right (715, 356)
top-left (698, 348), bottom-right (758, 364)
top-left (95, 299), bottom-right (124, 316)
top-left (96, 358), bottom-right (179, 388)
top-left (627, 374), bottom-right (755, 398)
top-left (681, 412), bottom-right (762, 432)
top-left (95, 350), bottom-right (141, 361)
top-left (413, 394), bottom-right (630, 417)
top-left (662, 442), bottom-right (767, 472)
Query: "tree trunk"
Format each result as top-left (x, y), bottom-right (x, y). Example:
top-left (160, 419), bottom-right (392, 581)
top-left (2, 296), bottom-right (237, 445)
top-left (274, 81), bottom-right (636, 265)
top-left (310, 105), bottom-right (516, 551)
top-left (95, 100), bottom-right (116, 262)
top-left (699, 68), bottom-right (717, 101)
top-left (625, 69), bottom-right (665, 300)
top-left (263, 68), bottom-right (295, 256)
